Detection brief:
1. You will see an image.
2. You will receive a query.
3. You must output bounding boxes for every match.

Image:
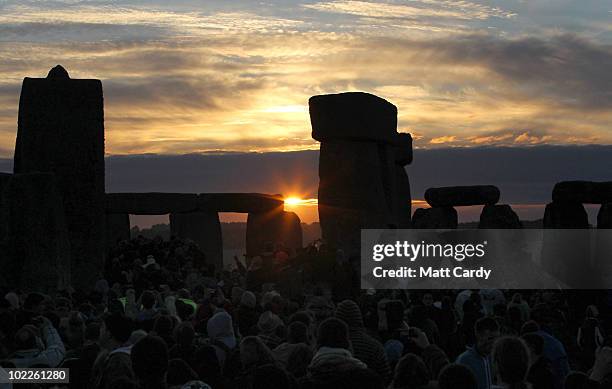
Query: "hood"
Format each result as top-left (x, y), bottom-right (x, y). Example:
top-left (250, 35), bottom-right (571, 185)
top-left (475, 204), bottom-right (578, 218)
top-left (336, 300), bottom-right (364, 329)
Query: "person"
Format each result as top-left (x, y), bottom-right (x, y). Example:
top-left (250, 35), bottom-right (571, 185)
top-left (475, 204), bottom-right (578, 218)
top-left (389, 353), bottom-right (432, 389)
top-left (131, 335), bottom-right (169, 389)
top-left (456, 317), bottom-right (500, 389)
top-left (438, 363), bottom-right (478, 389)
top-left (273, 321), bottom-right (309, 367)
top-left (10, 315), bottom-right (65, 368)
top-left (491, 336), bottom-right (530, 389)
top-left (169, 322), bottom-right (198, 369)
top-left (521, 320), bottom-right (569, 389)
top-left (207, 310), bottom-right (236, 370)
top-left (257, 311), bottom-right (284, 349)
top-left (577, 305), bottom-right (605, 370)
top-left (335, 299), bottom-right (392, 383)
top-left (523, 332), bottom-right (555, 389)
top-left (307, 317), bottom-right (367, 384)
top-left (91, 313), bottom-right (135, 389)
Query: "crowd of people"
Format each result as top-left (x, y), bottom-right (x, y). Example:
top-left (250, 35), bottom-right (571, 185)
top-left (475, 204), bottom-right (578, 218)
top-left (1, 234), bottom-right (612, 389)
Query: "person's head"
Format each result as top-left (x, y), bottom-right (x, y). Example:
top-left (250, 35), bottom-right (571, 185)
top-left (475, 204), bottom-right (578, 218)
top-left (167, 358), bottom-right (198, 388)
top-left (14, 325), bottom-right (41, 351)
top-left (586, 305), bottom-right (599, 319)
top-left (422, 293), bottom-right (434, 307)
top-left (130, 335), bottom-right (169, 387)
top-left (492, 336), bottom-right (530, 388)
top-left (438, 363), bottom-right (478, 389)
top-left (174, 321), bottom-right (195, 348)
top-left (175, 299), bottom-right (195, 321)
top-left (316, 317), bottom-right (350, 350)
top-left (287, 321), bottom-right (309, 344)
top-left (391, 353), bottom-right (430, 389)
top-left (100, 313), bottom-right (133, 349)
top-left (141, 290), bottom-right (156, 310)
top-left (257, 311), bottom-right (283, 336)
top-left (336, 299), bottom-right (364, 329)
top-left (240, 291), bottom-right (257, 309)
top-left (153, 314), bottom-right (175, 339)
top-left (286, 343), bottom-right (313, 378)
top-left (474, 317), bottom-right (500, 355)
top-left (522, 332), bottom-right (545, 364)
top-left (239, 336), bottom-right (275, 369)
top-left (520, 320), bottom-right (540, 335)
top-left (23, 293), bottom-right (46, 314)
top-left (207, 311), bottom-right (235, 346)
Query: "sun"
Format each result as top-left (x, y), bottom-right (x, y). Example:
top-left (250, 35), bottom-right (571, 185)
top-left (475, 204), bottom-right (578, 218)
top-left (284, 197), bottom-right (303, 206)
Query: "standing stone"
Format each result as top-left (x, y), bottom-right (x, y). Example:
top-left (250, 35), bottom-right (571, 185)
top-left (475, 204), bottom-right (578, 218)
top-left (1, 173), bottom-right (71, 292)
top-left (170, 211), bottom-right (223, 271)
top-left (552, 181), bottom-right (612, 204)
top-left (0, 173), bottom-right (11, 240)
top-left (393, 133), bottom-right (412, 228)
top-left (543, 202), bottom-right (589, 228)
top-left (13, 66), bottom-right (105, 290)
top-left (411, 207), bottom-right (458, 229)
top-left (106, 213), bottom-right (131, 254)
top-left (479, 204), bottom-right (522, 229)
top-left (310, 92), bottom-right (405, 256)
top-left (246, 209), bottom-right (303, 257)
top-left (425, 185), bottom-right (500, 207)
top-left (0, 173), bottom-right (12, 287)
top-left (597, 203), bottom-right (612, 229)
top-left (541, 201), bottom-right (593, 288)
top-left (395, 166), bottom-right (412, 228)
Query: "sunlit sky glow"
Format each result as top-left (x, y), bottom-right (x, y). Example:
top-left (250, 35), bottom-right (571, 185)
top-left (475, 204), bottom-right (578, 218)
top-left (1, 0), bottom-right (612, 157)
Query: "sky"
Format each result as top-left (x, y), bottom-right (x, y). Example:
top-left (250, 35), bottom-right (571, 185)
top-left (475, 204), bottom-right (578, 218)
top-left (1, 0), bottom-right (612, 157)
top-left (1, 1), bottom-right (612, 226)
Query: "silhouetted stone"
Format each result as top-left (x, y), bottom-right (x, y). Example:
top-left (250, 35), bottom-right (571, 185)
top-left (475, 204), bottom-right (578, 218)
top-left (317, 140), bottom-right (395, 255)
top-left (106, 213), bottom-right (130, 253)
top-left (14, 67), bottom-right (104, 289)
top-left (543, 201), bottom-right (589, 228)
top-left (478, 204), bottom-right (522, 229)
top-left (1, 173), bottom-right (71, 292)
top-left (425, 185), bottom-right (500, 207)
top-left (552, 181), bottom-right (612, 204)
top-left (170, 211), bottom-right (223, 270)
top-left (106, 192), bottom-right (284, 215)
top-left (246, 209), bottom-right (303, 257)
top-left (393, 133), bottom-right (413, 166)
top-left (198, 193), bottom-right (284, 213)
top-left (309, 92), bottom-right (398, 143)
top-left (395, 166), bottom-right (412, 228)
top-left (47, 65), bottom-right (70, 79)
top-left (106, 193), bottom-right (199, 215)
top-left (411, 207), bottom-right (458, 229)
top-left (598, 203), bottom-right (612, 228)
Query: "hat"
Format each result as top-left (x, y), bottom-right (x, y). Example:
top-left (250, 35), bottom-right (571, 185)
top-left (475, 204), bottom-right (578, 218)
top-left (336, 300), bottom-right (364, 329)
top-left (384, 339), bottom-right (404, 363)
top-left (143, 255), bottom-right (157, 268)
top-left (240, 291), bottom-right (257, 309)
top-left (257, 311), bottom-right (283, 334)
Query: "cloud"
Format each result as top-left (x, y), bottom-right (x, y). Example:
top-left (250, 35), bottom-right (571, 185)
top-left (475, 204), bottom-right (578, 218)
top-left (303, 0), bottom-right (515, 21)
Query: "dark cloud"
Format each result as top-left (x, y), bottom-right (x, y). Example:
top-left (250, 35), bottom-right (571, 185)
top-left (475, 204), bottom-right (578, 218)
top-left (403, 34), bottom-right (612, 110)
top-left (2, 145), bottom-right (610, 205)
